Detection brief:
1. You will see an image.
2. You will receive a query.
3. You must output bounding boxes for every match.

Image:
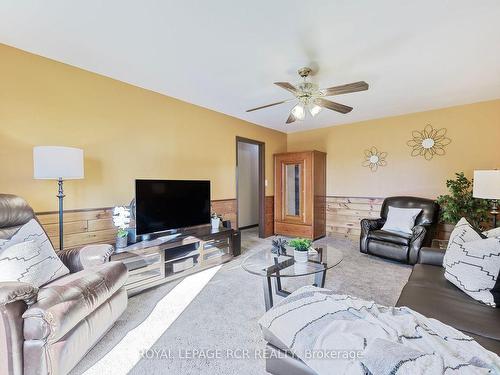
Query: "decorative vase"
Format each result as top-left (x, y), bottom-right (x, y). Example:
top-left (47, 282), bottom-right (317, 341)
top-left (294, 249), bottom-right (309, 263)
top-left (116, 234), bottom-right (128, 249)
top-left (211, 217), bottom-right (221, 230)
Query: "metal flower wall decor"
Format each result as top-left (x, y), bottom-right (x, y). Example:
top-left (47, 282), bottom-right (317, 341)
top-left (362, 147), bottom-right (387, 172)
top-left (407, 124), bottom-right (451, 160)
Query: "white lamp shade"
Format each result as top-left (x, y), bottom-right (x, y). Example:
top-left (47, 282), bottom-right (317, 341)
top-left (33, 146), bottom-right (84, 180)
top-left (473, 170), bottom-right (500, 200)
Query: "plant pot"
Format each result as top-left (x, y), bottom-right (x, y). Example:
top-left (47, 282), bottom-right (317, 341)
top-left (116, 234), bottom-right (128, 249)
top-left (211, 218), bottom-right (221, 230)
top-left (294, 262), bottom-right (308, 272)
top-left (294, 249), bottom-right (309, 263)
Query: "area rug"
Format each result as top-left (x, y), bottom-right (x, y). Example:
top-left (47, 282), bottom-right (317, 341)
top-left (70, 229), bottom-right (412, 375)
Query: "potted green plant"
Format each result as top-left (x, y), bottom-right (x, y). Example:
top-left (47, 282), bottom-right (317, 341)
top-left (436, 172), bottom-right (490, 230)
top-left (289, 238), bottom-right (312, 263)
top-left (211, 212), bottom-right (222, 230)
top-left (113, 206), bottom-right (131, 249)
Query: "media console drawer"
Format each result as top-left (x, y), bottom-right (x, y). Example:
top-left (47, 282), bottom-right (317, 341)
top-left (170, 257), bottom-right (195, 273)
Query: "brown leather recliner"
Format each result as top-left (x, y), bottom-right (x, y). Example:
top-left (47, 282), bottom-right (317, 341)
top-left (0, 194), bottom-right (128, 375)
top-left (360, 196), bottom-right (439, 264)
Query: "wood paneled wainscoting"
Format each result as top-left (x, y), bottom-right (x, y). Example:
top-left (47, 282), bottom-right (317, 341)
top-left (264, 196), bottom-right (274, 238)
top-left (326, 196), bottom-right (451, 240)
top-left (37, 208), bottom-right (116, 251)
top-left (326, 197), bottom-right (384, 237)
top-left (37, 198), bottom-right (238, 251)
top-left (212, 199), bottom-right (237, 230)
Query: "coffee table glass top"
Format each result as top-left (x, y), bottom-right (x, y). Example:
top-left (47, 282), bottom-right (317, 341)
top-left (242, 246), bottom-right (343, 278)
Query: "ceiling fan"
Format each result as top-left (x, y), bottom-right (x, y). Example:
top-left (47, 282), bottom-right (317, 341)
top-left (246, 67), bottom-right (369, 124)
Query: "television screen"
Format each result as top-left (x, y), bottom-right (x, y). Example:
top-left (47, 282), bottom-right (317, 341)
top-left (135, 179), bottom-right (211, 235)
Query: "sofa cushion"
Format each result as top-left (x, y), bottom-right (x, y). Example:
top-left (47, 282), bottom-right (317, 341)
top-left (0, 194), bottom-right (35, 240)
top-left (22, 261), bottom-right (127, 342)
top-left (366, 240), bottom-right (409, 262)
top-left (368, 229), bottom-right (412, 246)
top-left (0, 219), bottom-right (69, 287)
top-left (396, 264), bottom-right (500, 352)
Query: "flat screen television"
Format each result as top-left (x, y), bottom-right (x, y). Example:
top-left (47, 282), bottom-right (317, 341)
top-left (135, 179), bottom-right (211, 235)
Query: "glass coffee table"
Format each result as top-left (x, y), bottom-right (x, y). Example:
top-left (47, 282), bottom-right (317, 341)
top-left (242, 246), bottom-right (343, 311)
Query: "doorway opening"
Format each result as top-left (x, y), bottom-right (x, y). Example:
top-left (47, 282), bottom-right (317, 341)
top-left (236, 137), bottom-right (265, 238)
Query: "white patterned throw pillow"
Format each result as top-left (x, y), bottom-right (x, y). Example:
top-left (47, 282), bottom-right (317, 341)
top-left (0, 219), bottom-right (69, 287)
top-left (444, 218), bottom-right (500, 307)
top-left (483, 227), bottom-right (500, 239)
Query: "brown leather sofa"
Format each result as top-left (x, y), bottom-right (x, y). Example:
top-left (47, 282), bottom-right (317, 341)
top-left (397, 246), bottom-right (500, 354)
top-left (360, 196), bottom-right (439, 264)
top-left (0, 194), bottom-right (128, 375)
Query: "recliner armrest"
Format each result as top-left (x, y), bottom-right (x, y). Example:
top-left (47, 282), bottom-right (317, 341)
top-left (0, 282), bottom-right (38, 306)
top-left (58, 244), bottom-right (114, 273)
top-left (0, 282), bottom-right (38, 375)
top-left (407, 225), bottom-right (428, 264)
top-left (418, 246), bottom-right (445, 266)
top-left (360, 218), bottom-right (385, 254)
top-left (360, 218), bottom-right (385, 232)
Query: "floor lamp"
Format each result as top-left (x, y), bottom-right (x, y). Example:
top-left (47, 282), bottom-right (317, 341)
top-left (33, 146), bottom-right (84, 250)
top-left (473, 170), bottom-right (500, 228)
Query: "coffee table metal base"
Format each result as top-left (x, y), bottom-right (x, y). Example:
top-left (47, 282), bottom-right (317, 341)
top-left (262, 269), bottom-right (327, 311)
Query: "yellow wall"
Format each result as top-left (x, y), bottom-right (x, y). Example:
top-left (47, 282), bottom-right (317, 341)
top-left (0, 44), bottom-right (287, 211)
top-left (2, 43), bottom-right (499, 211)
top-left (288, 99), bottom-right (500, 198)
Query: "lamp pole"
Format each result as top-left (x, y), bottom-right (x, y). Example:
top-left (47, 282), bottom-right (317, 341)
top-left (57, 178), bottom-right (65, 250)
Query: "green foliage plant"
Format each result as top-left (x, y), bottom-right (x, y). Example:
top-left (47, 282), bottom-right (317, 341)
top-left (436, 172), bottom-right (490, 229)
top-left (289, 238), bottom-right (312, 252)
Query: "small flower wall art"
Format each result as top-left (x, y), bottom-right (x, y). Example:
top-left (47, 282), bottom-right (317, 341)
top-left (362, 147), bottom-right (387, 172)
top-left (407, 124), bottom-right (451, 160)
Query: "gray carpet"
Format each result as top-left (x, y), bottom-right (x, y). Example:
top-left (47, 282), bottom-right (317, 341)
top-left (71, 229), bottom-right (412, 375)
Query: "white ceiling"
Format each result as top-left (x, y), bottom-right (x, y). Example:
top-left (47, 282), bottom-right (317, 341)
top-left (1, 0), bottom-right (500, 133)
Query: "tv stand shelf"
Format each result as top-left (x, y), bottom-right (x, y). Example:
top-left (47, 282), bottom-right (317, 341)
top-left (111, 226), bottom-right (235, 295)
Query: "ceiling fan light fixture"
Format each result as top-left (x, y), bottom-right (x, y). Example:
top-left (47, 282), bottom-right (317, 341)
top-left (291, 104), bottom-right (305, 121)
top-left (308, 104), bottom-right (322, 117)
top-left (246, 67), bottom-right (369, 125)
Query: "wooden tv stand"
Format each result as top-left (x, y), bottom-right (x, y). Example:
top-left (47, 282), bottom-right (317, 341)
top-left (111, 226), bottom-right (235, 295)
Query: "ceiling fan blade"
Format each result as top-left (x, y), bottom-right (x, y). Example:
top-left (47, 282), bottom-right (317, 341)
top-left (274, 82), bottom-right (298, 94)
top-left (285, 112), bottom-right (297, 124)
top-left (246, 99), bottom-right (294, 112)
top-left (321, 81), bottom-right (369, 96)
top-left (315, 98), bottom-right (353, 114)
